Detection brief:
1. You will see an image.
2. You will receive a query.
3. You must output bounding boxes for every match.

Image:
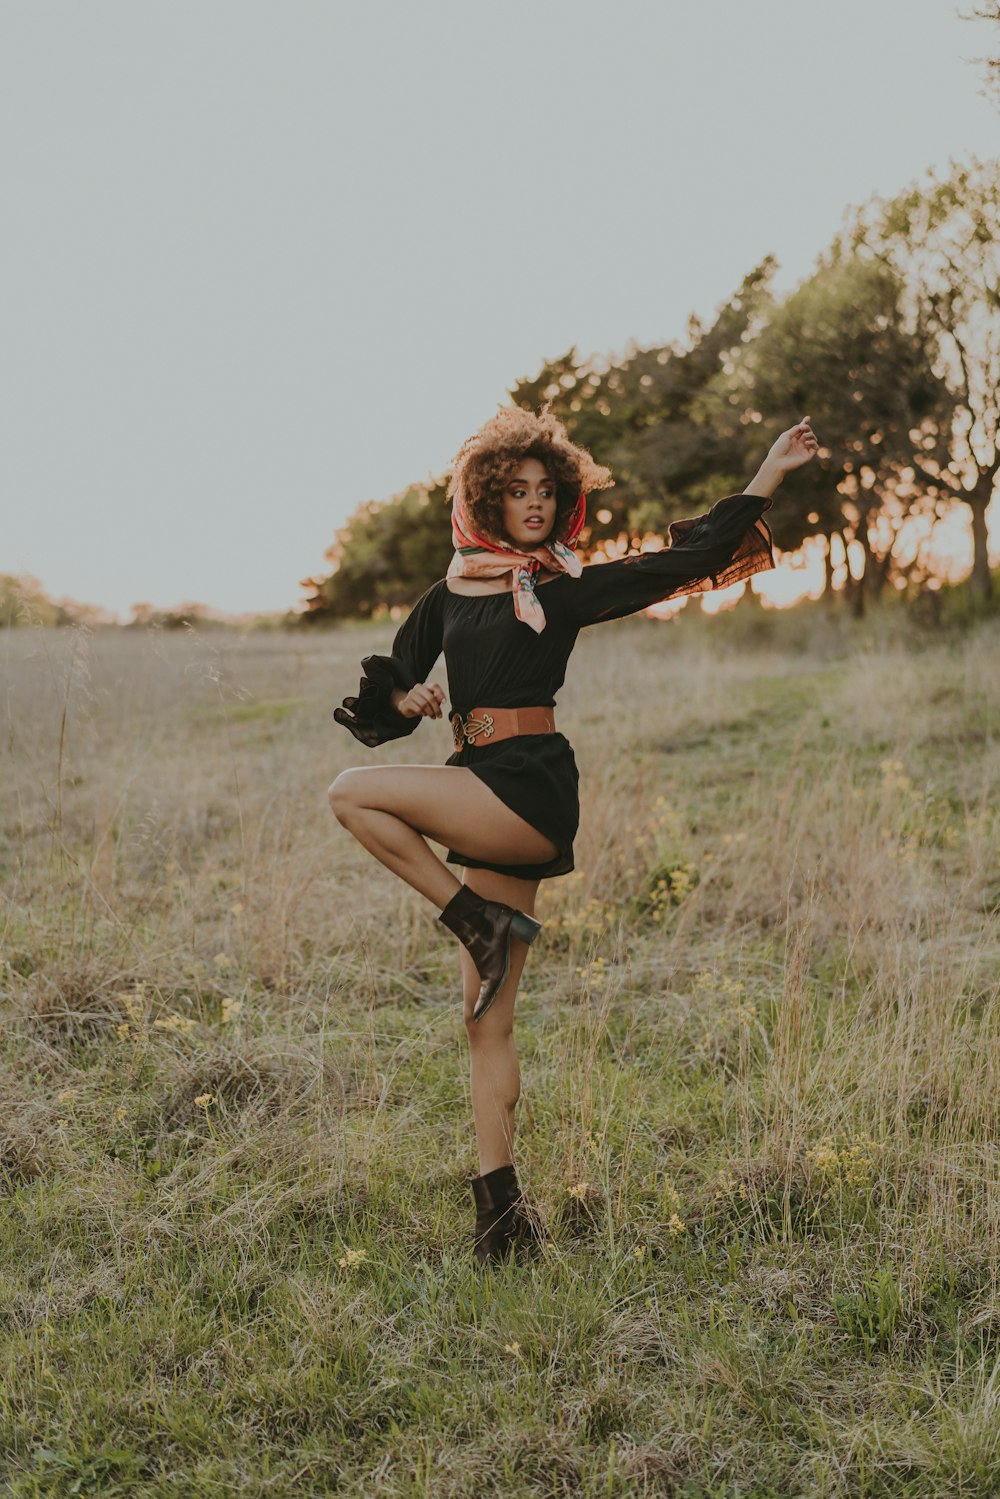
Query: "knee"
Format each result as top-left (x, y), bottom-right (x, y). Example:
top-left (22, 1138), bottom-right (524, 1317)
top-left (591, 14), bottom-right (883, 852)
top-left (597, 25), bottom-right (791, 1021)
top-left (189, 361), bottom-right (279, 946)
top-left (464, 1010), bottom-right (514, 1047)
top-left (327, 768), bottom-right (362, 824)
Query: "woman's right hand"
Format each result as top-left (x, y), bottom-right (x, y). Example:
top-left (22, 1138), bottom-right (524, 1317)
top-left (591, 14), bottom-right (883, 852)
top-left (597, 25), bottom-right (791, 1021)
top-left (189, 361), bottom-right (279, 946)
top-left (394, 681), bottom-right (447, 719)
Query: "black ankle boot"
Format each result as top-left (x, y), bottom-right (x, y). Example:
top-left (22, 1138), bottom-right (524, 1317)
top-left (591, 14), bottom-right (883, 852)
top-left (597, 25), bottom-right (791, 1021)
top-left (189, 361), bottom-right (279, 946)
top-left (438, 885), bottom-right (543, 1022)
top-left (470, 1163), bottom-right (545, 1265)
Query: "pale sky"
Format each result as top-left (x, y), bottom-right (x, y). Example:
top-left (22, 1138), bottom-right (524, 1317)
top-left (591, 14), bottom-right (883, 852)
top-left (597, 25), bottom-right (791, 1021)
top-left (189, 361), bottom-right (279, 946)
top-left (3, 1), bottom-right (997, 618)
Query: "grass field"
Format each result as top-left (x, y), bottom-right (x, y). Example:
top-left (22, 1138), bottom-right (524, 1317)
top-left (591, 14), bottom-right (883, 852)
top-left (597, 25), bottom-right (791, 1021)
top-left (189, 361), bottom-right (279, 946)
top-left (2, 601), bottom-right (999, 1497)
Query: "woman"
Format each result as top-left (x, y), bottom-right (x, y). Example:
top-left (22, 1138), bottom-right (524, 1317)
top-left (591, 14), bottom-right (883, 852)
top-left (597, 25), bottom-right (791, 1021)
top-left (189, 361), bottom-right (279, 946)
top-left (329, 404), bottom-right (819, 1265)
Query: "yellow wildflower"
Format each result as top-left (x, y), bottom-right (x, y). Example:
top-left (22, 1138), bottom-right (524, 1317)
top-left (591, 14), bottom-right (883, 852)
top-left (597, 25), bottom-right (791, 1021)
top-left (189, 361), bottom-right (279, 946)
top-left (153, 1015), bottom-right (197, 1033)
top-left (337, 1248), bottom-right (368, 1268)
top-left (714, 1170), bottom-right (738, 1200)
top-left (661, 1181), bottom-right (682, 1215)
top-left (805, 1135), bottom-right (840, 1173)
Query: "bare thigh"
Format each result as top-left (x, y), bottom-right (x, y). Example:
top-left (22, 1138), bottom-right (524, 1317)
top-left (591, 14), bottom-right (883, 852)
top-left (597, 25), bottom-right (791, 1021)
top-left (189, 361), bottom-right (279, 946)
top-left (331, 764), bottom-right (559, 867)
top-left (459, 867), bottom-right (541, 1028)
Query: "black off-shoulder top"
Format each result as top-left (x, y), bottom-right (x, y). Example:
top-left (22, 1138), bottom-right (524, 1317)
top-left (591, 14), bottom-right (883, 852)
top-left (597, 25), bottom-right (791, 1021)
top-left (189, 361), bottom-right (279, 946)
top-left (333, 490), bottom-right (775, 879)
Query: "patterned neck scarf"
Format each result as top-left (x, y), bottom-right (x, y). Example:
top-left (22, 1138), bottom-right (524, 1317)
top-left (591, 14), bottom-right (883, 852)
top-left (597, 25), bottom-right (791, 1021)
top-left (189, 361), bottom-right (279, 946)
top-left (446, 481), bottom-right (587, 633)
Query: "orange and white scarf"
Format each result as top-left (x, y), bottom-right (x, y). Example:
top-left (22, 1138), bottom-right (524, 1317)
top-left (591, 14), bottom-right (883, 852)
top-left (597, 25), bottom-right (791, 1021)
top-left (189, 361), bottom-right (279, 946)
top-left (445, 481), bottom-right (588, 633)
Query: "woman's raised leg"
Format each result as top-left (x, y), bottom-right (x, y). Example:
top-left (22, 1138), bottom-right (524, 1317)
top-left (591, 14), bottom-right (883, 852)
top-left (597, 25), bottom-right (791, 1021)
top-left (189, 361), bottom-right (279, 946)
top-left (327, 764), bottom-right (557, 911)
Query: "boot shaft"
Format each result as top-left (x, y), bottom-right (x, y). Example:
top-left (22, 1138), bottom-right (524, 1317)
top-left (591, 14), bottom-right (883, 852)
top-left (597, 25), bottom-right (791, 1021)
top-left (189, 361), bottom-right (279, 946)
top-left (471, 1162), bottom-right (520, 1215)
top-left (438, 885), bottom-right (544, 1023)
top-left (438, 883), bottom-right (507, 946)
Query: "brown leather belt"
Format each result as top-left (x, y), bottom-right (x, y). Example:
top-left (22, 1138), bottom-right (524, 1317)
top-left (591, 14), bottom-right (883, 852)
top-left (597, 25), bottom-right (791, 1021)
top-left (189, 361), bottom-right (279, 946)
top-left (450, 705), bottom-right (556, 751)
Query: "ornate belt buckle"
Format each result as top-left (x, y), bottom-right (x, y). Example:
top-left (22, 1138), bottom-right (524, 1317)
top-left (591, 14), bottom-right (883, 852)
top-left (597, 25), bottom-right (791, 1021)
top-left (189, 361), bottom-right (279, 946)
top-left (451, 709), bottom-right (495, 748)
top-left (463, 711), bottom-right (495, 745)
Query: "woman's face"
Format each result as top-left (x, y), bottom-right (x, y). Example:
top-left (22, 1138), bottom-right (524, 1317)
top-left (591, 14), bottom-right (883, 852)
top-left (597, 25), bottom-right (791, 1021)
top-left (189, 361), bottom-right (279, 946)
top-left (500, 458), bottom-right (557, 549)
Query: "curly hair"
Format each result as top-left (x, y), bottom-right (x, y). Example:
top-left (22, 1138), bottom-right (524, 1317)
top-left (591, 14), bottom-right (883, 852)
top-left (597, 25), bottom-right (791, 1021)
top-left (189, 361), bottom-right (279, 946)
top-left (446, 403), bottom-right (615, 547)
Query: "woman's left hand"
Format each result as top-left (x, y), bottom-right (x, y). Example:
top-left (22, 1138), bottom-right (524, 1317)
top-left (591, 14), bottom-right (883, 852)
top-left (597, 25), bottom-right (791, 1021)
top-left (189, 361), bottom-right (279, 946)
top-left (767, 415), bottom-right (819, 473)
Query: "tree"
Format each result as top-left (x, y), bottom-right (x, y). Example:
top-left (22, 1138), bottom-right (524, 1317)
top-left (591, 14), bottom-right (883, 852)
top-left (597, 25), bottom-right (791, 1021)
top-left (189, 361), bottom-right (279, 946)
top-left (0, 574), bottom-right (113, 628)
top-left (299, 481), bottom-right (454, 622)
top-left (0, 574), bottom-right (63, 627)
top-left (710, 253), bottom-right (959, 614)
top-left (959, 3), bottom-right (1000, 110)
top-left (838, 156), bottom-right (1000, 601)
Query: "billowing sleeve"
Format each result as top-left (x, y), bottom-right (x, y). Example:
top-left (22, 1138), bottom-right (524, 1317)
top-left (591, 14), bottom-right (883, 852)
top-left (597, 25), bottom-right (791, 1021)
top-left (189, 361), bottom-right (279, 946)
top-left (332, 579), bottom-right (446, 747)
top-left (565, 492), bottom-right (776, 627)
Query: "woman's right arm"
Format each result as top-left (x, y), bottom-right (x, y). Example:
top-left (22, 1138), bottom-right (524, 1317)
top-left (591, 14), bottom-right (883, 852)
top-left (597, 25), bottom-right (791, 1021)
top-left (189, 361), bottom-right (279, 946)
top-left (332, 580), bottom-right (447, 747)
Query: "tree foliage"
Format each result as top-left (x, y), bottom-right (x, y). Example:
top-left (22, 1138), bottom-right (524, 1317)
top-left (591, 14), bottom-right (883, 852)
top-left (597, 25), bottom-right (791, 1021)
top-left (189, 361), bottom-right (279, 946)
top-left (959, 3), bottom-right (1000, 110)
top-left (298, 482), bottom-right (455, 622)
top-left (0, 575), bottom-right (112, 629)
top-left (837, 155), bottom-right (1000, 599)
top-left (302, 158), bottom-right (998, 621)
top-left (719, 252), bottom-right (959, 611)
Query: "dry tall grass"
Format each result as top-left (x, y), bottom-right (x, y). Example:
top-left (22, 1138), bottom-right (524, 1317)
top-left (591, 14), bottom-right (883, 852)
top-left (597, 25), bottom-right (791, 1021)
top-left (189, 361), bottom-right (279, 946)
top-left (2, 606), bottom-right (999, 1495)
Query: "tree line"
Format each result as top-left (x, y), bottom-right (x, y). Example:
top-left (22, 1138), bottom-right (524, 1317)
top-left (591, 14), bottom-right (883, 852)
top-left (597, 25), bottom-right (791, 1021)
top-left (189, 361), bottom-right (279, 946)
top-left (300, 157), bottom-right (999, 625)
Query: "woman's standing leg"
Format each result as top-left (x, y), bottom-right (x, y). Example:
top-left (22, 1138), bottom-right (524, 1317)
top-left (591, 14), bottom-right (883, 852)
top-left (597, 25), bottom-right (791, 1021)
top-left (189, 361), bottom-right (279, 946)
top-left (457, 867), bottom-right (542, 1174)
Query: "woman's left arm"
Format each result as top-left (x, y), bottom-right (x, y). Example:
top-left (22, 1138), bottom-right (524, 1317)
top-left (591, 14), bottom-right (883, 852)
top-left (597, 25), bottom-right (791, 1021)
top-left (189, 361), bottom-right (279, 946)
top-left (565, 417), bottom-right (818, 628)
top-left (744, 414), bottom-right (818, 498)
